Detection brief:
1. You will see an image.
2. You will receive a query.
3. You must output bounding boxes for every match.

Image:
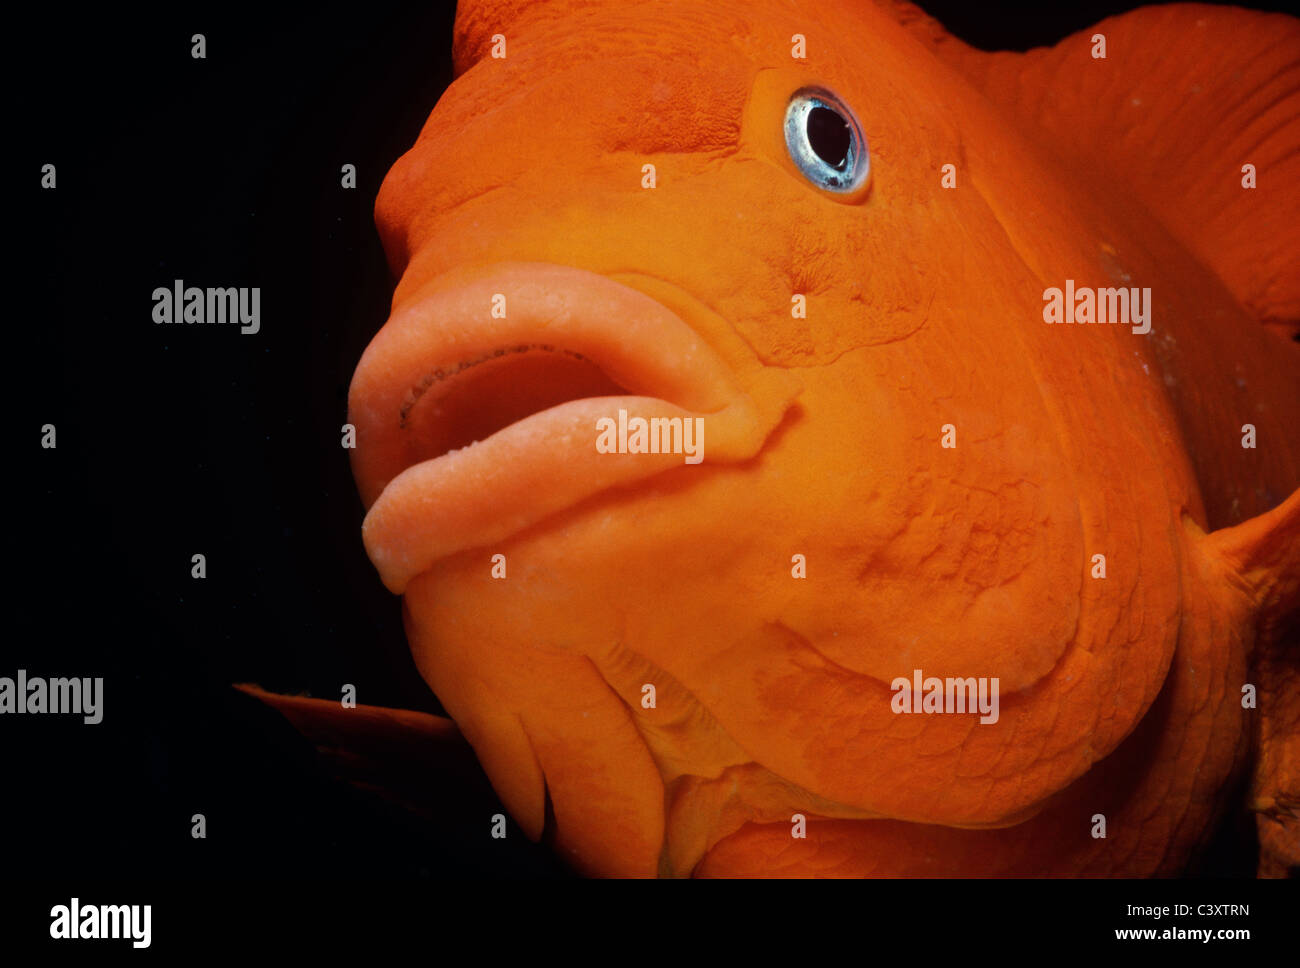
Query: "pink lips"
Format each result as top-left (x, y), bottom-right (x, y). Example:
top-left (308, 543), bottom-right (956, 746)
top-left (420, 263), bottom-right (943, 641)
top-left (348, 262), bottom-right (800, 593)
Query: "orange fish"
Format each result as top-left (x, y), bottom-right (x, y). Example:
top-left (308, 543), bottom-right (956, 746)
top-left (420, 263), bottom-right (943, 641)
top-left (255, 0), bottom-right (1300, 876)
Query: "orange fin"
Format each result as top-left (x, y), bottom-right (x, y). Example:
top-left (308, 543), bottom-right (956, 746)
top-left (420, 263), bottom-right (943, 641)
top-left (234, 684), bottom-right (483, 821)
top-left (889, 1), bottom-right (1300, 338)
top-left (1201, 486), bottom-right (1300, 629)
top-left (1196, 488), bottom-right (1300, 875)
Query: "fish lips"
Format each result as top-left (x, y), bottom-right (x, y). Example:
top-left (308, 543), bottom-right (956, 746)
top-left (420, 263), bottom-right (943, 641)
top-left (349, 262), bottom-right (800, 594)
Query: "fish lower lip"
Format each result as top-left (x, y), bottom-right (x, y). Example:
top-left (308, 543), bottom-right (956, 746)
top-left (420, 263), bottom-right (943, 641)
top-left (348, 262), bottom-right (798, 594)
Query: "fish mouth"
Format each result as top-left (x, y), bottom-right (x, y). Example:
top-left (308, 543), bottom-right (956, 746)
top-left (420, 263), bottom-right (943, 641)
top-left (349, 262), bottom-right (799, 594)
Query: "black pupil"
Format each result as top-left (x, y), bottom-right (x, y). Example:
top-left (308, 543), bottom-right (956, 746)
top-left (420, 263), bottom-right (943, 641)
top-left (807, 106), bottom-right (851, 170)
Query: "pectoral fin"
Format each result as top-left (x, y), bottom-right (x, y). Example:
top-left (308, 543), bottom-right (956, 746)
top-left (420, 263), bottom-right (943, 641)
top-left (1196, 488), bottom-right (1300, 876)
top-left (233, 683), bottom-right (484, 822)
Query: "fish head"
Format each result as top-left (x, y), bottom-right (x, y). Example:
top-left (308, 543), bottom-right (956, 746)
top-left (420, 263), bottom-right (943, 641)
top-left (347, 0), bottom-right (1189, 873)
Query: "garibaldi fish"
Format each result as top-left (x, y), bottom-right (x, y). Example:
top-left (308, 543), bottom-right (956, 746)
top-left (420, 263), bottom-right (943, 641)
top-left (248, 0), bottom-right (1300, 877)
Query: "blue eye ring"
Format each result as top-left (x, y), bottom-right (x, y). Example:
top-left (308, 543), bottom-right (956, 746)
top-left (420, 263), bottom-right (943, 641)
top-left (784, 87), bottom-right (869, 193)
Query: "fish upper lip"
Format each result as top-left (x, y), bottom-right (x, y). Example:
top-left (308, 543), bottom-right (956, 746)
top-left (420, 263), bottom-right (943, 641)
top-left (348, 261), bottom-right (799, 594)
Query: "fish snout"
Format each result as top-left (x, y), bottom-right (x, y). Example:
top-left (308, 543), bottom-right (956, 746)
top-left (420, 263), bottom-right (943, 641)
top-left (347, 262), bottom-right (800, 593)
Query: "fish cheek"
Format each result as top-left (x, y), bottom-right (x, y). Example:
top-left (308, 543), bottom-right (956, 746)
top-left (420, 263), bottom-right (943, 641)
top-left (400, 562), bottom-right (666, 875)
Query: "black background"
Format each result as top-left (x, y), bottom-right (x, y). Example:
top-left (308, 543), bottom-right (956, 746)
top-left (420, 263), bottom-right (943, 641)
top-left (10, 0), bottom-right (1296, 892)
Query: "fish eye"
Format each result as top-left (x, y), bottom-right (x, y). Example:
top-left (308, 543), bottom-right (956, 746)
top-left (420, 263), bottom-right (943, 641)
top-left (784, 88), bottom-right (868, 193)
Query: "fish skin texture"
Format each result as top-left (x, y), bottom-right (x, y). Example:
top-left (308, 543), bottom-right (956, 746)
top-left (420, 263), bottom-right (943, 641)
top-left (266, 0), bottom-right (1300, 876)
